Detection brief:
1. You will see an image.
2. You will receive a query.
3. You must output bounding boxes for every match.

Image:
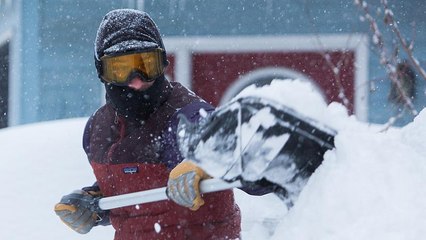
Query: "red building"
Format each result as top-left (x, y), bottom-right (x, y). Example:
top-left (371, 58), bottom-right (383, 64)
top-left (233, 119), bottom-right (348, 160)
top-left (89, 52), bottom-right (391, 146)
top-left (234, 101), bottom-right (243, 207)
top-left (164, 34), bottom-right (368, 121)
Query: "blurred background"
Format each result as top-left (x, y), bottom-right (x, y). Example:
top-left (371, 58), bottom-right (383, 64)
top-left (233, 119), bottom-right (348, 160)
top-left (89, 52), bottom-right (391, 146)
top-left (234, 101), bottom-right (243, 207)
top-left (0, 0), bottom-right (425, 128)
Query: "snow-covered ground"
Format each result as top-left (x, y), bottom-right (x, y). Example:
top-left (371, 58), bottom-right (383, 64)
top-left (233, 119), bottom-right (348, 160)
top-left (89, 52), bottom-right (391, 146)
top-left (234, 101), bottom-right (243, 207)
top-left (1, 79), bottom-right (425, 239)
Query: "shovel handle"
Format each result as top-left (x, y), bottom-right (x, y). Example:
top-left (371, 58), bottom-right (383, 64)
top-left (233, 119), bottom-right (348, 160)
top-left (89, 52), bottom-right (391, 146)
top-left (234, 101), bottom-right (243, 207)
top-left (97, 178), bottom-right (242, 211)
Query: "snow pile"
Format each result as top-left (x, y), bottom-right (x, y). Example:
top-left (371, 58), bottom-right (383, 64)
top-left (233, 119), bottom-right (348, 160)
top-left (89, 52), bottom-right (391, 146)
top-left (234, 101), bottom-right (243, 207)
top-left (0, 79), bottom-right (425, 239)
top-left (251, 79), bottom-right (426, 240)
top-left (235, 79), bottom-right (329, 122)
top-left (272, 109), bottom-right (426, 240)
top-left (0, 119), bottom-right (114, 240)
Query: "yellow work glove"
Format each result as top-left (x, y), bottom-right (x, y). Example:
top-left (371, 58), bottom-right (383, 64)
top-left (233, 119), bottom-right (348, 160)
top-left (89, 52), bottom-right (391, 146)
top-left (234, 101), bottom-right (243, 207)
top-left (54, 189), bottom-right (102, 234)
top-left (167, 161), bottom-right (210, 211)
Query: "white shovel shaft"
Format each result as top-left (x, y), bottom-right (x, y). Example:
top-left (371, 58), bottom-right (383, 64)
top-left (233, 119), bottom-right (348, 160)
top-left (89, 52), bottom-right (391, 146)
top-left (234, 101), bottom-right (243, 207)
top-left (97, 178), bottom-right (242, 210)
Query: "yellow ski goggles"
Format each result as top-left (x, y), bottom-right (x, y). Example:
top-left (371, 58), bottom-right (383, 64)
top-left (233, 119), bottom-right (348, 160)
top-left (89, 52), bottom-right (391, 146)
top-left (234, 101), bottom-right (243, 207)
top-left (99, 48), bottom-right (166, 85)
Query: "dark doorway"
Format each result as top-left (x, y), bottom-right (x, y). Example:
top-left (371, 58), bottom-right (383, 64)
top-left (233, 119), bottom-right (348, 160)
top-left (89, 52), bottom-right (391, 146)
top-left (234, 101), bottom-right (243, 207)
top-left (0, 42), bottom-right (9, 129)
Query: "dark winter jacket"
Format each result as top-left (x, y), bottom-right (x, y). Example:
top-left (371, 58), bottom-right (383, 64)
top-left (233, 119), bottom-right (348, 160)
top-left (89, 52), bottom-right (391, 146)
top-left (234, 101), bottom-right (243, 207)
top-left (83, 81), bottom-right (241, 240)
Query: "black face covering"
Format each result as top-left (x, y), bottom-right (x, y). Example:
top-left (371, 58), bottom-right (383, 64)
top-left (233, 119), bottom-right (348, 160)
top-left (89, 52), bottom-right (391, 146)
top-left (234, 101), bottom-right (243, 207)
top-left (105, 76), bottom-right (172, 121)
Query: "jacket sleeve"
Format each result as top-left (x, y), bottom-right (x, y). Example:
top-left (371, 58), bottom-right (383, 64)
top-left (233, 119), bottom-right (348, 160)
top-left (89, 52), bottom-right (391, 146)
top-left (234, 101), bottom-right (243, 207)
top-left (162, 101), bottom-right (215, 169)
top-left (163, 101), bottom-right (278, 196)
top-left (82, 183), bottom-right (111, 226)
top-left (81, 116), bottom-right (112, 225)
top-left (82, 115), bottom-right (94, 155)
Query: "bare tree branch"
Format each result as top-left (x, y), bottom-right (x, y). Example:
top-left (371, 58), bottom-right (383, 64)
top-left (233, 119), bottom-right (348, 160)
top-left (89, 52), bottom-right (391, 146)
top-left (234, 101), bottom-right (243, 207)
top-left (380, 0), bottom-right (426, 82)
top-left (355, 0), bottom-right (418, 117)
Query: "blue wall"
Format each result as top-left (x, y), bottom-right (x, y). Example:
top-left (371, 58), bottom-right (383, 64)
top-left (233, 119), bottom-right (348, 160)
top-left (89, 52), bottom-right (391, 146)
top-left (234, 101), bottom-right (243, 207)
top-left (17, 0), bottom-right (426, 126)
top-left (19, 0), bottom-right (128, 123)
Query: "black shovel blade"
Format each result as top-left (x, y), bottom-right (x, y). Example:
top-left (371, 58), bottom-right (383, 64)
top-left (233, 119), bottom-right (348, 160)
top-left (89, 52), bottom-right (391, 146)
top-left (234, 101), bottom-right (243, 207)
top-left (177, 96), bottom-right (336, 205)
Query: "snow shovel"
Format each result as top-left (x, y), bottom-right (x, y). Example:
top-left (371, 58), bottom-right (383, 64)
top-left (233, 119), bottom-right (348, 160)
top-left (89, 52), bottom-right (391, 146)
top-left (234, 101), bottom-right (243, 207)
top-left (94, 96), bottom-right (336, 211)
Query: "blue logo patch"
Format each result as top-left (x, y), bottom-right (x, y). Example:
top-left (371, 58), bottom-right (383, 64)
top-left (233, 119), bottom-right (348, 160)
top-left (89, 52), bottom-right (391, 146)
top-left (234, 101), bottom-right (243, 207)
top-left (123, 166), bottom-right (139, 174)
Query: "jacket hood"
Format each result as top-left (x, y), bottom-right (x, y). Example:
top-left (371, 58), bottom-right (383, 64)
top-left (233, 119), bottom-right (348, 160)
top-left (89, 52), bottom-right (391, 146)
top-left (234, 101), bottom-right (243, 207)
top-left (95, 9), bottom-right (171, 120)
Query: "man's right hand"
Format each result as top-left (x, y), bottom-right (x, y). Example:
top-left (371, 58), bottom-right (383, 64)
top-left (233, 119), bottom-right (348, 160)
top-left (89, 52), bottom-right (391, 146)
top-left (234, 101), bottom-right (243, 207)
top-left (54, 190), bottom-right (101, 234)
top-left (167, 161), bottom-right (210, 211)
